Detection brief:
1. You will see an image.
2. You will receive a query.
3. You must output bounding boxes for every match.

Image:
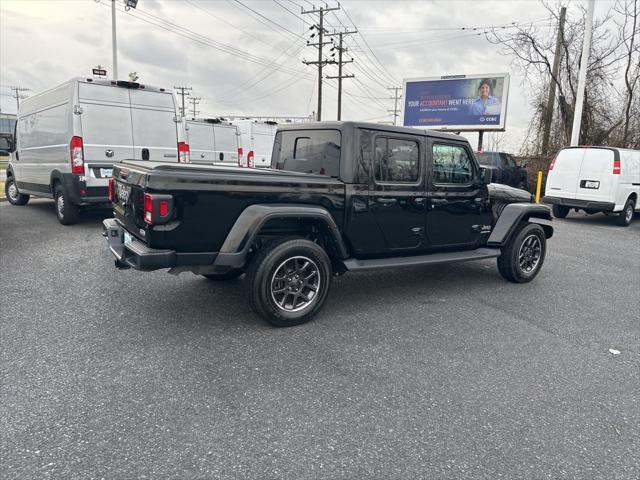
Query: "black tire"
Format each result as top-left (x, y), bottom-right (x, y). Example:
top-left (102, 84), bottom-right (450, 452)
top-left (202, 270), bottom-right (244, 281)
top-left (245, 238), bottom-right (332, 327)
top-left (552, 204), bottom-right (569, 219)
top-left (54, 183), bottom-right (80, 225)
top-left (5, 177), bottom-right (30, 206)
top-left (497, 223), bottom-right (547, 283)
top-left (615, 198), bottom-right (635, 227)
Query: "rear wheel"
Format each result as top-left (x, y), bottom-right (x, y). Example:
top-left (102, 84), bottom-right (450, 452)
top-left (5, 177), bottom-right (30, 206)
top-left (246, 238), bottom-right (332, 327)
top-left (552, 205), bottom-right (569, 218)
top-left (54, 184), bottom-right (80, 225)
top-left (497, 223), bottom-right (546, 283)
top-left (615, 198), bottom-right (635, 227)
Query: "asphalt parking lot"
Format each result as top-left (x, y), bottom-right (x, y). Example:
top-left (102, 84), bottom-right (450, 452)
top-left (1, 199), bottom-right (639, 479)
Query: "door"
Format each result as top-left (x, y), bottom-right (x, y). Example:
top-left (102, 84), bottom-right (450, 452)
top-left (500, 152), bottom-right (515, 186)
top-left (129, 89), bottom-right (179, 161)
top-left (545, 148), bottom-right (585, 199)
top-left (79, 83), bottom-right (134, 187)
top-left (426, 142), bottom-right (491, 248)
top-left (212, 124), bottom-right (239, 165)
top-left (575, 148), bottom-right (616, 203)
top-left (368, 134), bottom-right (427, 252)
top-left (188, 122), bottom-right (215, 164)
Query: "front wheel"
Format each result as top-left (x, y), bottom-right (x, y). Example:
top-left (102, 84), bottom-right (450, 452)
top-left (552, 204), bottom-right (569, 219)
top-left (615, 199), bottom-right (635, 227)
top-left (497, 223), bottom-right (547, 283)
top-left (54, 184), bottom-right (80, 225)
top-left (5, 178), bottom-right (30, 206)
top-left (246, 238), bottom-right (332, 327)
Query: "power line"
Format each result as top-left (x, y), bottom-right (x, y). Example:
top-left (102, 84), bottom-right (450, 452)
top-left (326, 30), bottom-right (357, 120)
top-left (174, 86), bottom-right (192, 118)
top-left (387, 86), bottom-right (402, 126)
top-left (189, 96), bottom-right (201, 119)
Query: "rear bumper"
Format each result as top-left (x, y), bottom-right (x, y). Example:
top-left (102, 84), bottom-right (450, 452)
top-left (541, 196), bottom-right (615, 212)
top-left (102, 218), bottom-right (217, 271)
top-left (62, 173), bottom-right (109, 205)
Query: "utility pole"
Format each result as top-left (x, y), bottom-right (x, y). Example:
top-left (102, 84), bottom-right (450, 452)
top-left (326, 31), bottom-right (356, 120)
top-left (387, 86), bottom-right (402, 125)
top-left (571, 0), bottom-right (595, 146)
top-left (541, 6), bottom-right (566, 155)
top-left (10, 86), bottom-right (30, 111)
top-left (189, 97), bottom-right (201, 120)
top-left (174, 86), bottom-right (192, 118)
top-left (111, 0), bottom-right (118, 80)
top-left (302, 4), bottom-right (340, 121)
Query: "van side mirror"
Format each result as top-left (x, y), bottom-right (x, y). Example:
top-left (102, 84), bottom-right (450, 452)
top-left (480, 167), bottom-right (492, 185)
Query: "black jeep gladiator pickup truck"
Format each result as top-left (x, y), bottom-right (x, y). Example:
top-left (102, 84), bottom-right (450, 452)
top-left (103, 122), bottom-right (553, 327)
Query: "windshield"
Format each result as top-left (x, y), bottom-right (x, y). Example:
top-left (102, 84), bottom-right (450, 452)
top-left (272, 129), bottom-right (341, 177)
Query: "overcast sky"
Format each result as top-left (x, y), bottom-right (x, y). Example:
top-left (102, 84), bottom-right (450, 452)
top-left (0, 0), bottom-right (624, 151)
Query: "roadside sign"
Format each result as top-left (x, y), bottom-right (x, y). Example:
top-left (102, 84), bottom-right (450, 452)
top-left (92, 68), bottom-right (107, 77)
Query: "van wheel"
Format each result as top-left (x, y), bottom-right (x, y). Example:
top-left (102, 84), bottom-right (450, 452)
top-left (202, 270), bottom-right (244, 281)
top-left (497, 223), bottom-right (546, 283)
top-left (5, 178), bottom-right (30, 206)
top-left (552, 205), bottom-right (569, 218)
top-left (615, 199), bottom-right (635, 227)
top-left (246, 238), bottom-right (332, 327)
top-left (54, 184), bottom-right (80, 225)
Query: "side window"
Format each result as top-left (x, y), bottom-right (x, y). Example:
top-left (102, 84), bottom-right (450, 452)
top-left (507, 154), bottom-right (517, 167)
top-left (374, 137), bottom-right (419, 183)
top-left (432, 144), bottom-right (473, 184)
top-left (273, 129), bottom-right (340, 177)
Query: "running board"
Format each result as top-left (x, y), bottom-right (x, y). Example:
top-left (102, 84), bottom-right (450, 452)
top-left (343, 248), bottom-right (501, 272)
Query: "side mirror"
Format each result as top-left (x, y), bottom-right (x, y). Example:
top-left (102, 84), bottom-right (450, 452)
top-left (480, 167), bottom-right (492, 185)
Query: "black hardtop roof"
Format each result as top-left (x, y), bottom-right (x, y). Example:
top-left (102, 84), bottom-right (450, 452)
top-left (277, 121), bottom-right (468, 142)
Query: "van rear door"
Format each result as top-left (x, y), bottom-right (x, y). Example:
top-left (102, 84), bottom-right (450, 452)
top-left (188, 122), bottom-right (215, 164)
top-left (129, 89), bottom-right (179, 161)
top-left (79, 82), bottom-right (135, 185)
top-left (575, 148), bottom-right (616, 202)
top-left (213, 124), bottom-right (239, 165)
top-left (545, 148), bottom-right (585, 199)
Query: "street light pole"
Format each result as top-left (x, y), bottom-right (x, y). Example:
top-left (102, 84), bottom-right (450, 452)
top-left (570, 0), bottom-right (595, 146)
top-left (111, 0), bottom-right (118, 80)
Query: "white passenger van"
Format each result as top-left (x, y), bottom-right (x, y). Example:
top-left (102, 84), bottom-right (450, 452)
top-left (5, 78), bottom-right (187, 224)
top-left (543, 146), bottom-right (640, 226)
top-left (186, 119), bottom-right (240, 166)
top-left (231, 119), bottom-right (278, 168)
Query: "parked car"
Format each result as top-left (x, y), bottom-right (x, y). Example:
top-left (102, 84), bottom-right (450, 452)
top-left (102, 121), bottom-right (553, 327)
top-left (0, 133), bottom-right (13, 159)
top-left (542, 146), bottom-right (640, 226)
top-left (4, 77), bottom-right (187, 224)
top-left (231, 119), bottom-right (278, 168)
top-left (186, 119), bottom-right (241, 166)
top-left (475, 151), bottom-right (528, 190)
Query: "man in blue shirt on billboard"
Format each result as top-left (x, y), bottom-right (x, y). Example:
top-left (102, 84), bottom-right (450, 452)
top-left (469, 79), bottom-right (500, 115)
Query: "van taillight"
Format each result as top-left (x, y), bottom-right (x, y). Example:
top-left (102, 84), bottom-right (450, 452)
top-left (237, 147), bottom-right (244, 167)
top-left (247, 150), bottom-right (254, 168)
top-left (70, 136), bottom-right (84, 174)
top-left (108, 178), bottom-right (114, 202)
top-left (548, 157), bottom-right (557, 172)
top-left (613, 159), bottom-right (621, 174)
top-left (143, 193), bottom-right (174, 225)
top-left (178, 142), bottom-right (190, 163)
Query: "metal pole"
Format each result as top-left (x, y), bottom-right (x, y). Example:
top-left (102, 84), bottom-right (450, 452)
top-left (337, 33), bottom-right (342, 121)
top-left (570, 0), bottom-right (595, 146)
top-left (111, 0), bottom-right (118, 80)
top-left (477, 131), bottom-right (484, 151)
top-left (541, 7), bottom-right (566, 155)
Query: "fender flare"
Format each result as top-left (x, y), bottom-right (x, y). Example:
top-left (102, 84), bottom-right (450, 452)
top-left (50, 170), bottom-right (65, 193)
top-left (487, 203), bottom-right (553, 247)
top-left (214, 204), bottom-right (348, 270)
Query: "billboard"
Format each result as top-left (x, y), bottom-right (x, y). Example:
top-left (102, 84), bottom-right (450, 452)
top-left (402, 73), bottom-right (510, 131)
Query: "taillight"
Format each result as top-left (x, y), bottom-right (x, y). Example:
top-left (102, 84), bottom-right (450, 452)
top-left (108, 178), bottom-right (115, 202)
top-left (178, 142), bottom-right (190, 163)
top-left (143, 193), bottom-right (174, 225)
top-left (70, 136), bottom-right (84, 174)
top-left (613, 159), bottom-right (621, 174)
top-left (237, 147), bottom-right (244, 167)
top-left (247, 150), bottom-right (254, 168)
top-left (548, 157), bottom-right (557, 172)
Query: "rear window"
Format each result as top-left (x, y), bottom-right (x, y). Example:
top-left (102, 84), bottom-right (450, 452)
top-left (273, 129), bottom-right (341, 177)
top-left (476, 152), bottom-right (499, 166)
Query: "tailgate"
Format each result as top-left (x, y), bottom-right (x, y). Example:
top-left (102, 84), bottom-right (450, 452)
top-left (112, 165), bottom-right (147, 241)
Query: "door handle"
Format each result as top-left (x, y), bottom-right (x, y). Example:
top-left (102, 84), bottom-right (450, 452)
top-left (376, 198), bottom-right (397, 205)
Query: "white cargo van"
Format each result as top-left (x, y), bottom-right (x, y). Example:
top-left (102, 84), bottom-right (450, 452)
top-left (543, 146), bottom-right (640, 226)
top-left (231, 119), bottom-right (277, 168)
top-left (186, 119), bottom-right (240, 166)
top-left (5, 78), bottom-right (187, 224)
